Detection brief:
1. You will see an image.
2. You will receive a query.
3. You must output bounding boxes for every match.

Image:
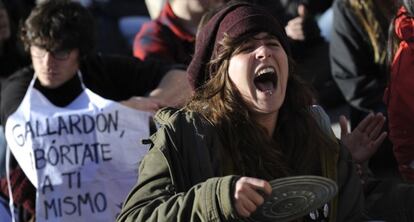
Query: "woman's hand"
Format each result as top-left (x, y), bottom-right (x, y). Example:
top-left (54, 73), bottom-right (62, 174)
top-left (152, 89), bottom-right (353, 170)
top-left (340, 113), bottom-right (387, 164)
top-left (233, 177), bottom-right (272, 218)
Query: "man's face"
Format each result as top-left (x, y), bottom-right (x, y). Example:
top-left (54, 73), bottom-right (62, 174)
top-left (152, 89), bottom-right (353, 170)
top-left (30, 45), bottom-right (80, 89)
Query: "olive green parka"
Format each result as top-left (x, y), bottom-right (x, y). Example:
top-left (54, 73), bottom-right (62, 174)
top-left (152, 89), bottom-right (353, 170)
top-left (117, 106), bottom-right (363, 222)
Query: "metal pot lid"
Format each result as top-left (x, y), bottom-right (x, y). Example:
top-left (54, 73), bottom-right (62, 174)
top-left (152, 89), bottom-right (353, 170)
top-left (247, 175), bottom-right (338, 222)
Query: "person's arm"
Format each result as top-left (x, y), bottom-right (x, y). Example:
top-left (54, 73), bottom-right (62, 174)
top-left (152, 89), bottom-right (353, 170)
top-left (330, 1), bottom-right (386, 113)
top-left (309, 106), bottom-right (364, 221)
top-left (339, 113), bottom-right (387, 165)
top-left (117, 109), bottom-right (273, 221)
top-left (117, 125), bottom-right (239, 222)
top-left (85, 55), bottom-right (192, 111)
top-left (310, 105), bottom-right (386, 164)
top-left (120, 68), bottom-right (192, 113)
top-left (336, 141), bottom-right (364, 222)
top-left (339, 112), bottom-right (387, 192)
top-left (146, 68), bottom-right (192, 107)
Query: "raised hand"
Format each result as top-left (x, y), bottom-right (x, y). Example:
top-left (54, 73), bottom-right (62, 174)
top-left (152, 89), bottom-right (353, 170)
top-left (233, 177), bottom-right (272, 218)
top-left (285, 4), bottom-right (307, 41)
top-left (340, 113), bottom-right (387, 164)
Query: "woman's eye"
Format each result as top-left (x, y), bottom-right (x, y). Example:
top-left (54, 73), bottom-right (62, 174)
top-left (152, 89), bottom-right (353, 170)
top-left (240, 45), bottom-right (255, 52)
top-left (268, 41), bottom-right (280, 47)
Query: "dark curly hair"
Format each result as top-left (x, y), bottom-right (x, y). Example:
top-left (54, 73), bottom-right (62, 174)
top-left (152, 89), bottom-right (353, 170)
top-left (20, 0), bottom-right (95, 57)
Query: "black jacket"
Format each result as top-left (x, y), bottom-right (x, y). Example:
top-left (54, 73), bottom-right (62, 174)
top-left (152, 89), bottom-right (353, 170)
top-left (330, 0), bottom-right (389, 122)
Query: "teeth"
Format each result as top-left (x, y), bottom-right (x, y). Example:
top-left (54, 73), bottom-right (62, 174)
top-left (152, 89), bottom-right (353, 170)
top-left (257, 67), bottom-right (275, 76)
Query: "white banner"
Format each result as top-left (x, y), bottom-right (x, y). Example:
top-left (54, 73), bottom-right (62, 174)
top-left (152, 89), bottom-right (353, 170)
top-left (6, 76), bottom-right (151, 221)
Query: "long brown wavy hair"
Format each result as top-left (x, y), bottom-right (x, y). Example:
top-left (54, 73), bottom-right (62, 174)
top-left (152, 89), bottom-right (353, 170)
top-left (186, 32), bottom-right (338, 180)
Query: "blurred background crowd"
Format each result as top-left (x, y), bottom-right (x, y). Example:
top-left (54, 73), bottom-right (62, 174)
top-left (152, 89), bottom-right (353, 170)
top-left (1, 0), bottom-right (414, 221)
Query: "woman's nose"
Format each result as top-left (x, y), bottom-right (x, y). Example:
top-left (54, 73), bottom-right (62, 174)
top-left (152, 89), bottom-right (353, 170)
top-left (255, 46), bottom-right (272, 60)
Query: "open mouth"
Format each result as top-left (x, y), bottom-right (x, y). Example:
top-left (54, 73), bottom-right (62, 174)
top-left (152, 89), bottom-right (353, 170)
top-left (254, 67), bottom-right (278, 93)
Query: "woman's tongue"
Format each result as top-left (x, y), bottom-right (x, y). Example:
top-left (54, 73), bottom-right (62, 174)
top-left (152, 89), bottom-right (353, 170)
top-left (256, 80), bottom-right (274, 92)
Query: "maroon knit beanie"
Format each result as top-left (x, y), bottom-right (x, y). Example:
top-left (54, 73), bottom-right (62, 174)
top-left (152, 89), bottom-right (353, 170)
top-left (187, 2), bottom-right (291, 89)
